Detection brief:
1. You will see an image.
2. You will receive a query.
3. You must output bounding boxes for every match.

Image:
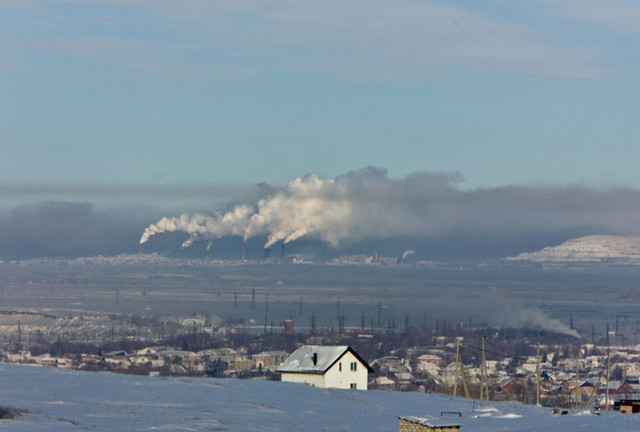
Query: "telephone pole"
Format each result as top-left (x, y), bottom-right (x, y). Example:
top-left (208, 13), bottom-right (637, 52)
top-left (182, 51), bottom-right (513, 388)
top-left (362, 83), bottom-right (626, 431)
top-left (536, 341), bottom-right (541, 406)
top-left (479, 336), bottom-right (489, 406)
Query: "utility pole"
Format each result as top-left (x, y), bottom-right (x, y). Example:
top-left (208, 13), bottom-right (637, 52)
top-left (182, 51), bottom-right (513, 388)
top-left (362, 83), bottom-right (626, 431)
top-left (575, 355), bottom-right (580, 409)
top-left (454, 341), bottom-right (469, 398)
top-left (264, 311), bottom-right (267, 334)
top-left (605, 349), bottom-right (611, 411)
top-left (536, 341), bottom-right (541, 406)
top-left (480, 336), bottom-right (489, 406)
top-left (570, 311), bottom-right (573, 330)
top-left (454, 341), bottom-right (460, 398)
top-left (585, 349), bottom-right (611, 411)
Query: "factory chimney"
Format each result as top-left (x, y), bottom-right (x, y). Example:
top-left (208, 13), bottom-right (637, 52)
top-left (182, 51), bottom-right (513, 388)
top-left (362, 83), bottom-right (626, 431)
top-left (281, 243), bottom-right (285, 259)
top-left (284, 319), bottom-right (294, 335)
top-left (264, 248), bottom-right (271, 259)
top-left (242, 242), bottom-right (246, 260)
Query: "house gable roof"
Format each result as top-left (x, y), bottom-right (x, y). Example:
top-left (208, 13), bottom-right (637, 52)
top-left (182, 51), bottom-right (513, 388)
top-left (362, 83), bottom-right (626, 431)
top-left (277, 345), bottom-right (372, 374)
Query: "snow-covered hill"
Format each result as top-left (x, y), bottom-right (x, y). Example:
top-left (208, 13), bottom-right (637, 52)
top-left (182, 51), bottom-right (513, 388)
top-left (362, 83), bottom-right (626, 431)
top-left (507, 235), bottom-right (640, 264)
top-left (0, 363), bottom-right (636, 431)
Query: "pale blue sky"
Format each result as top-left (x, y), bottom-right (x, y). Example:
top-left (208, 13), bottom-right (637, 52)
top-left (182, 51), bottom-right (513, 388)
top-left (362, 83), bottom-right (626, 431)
top-left (2, 0), bottom-right (640, 204)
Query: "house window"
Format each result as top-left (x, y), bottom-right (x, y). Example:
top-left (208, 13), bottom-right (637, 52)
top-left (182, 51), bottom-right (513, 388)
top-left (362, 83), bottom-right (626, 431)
top-left (350, 362), bottom-right (357, 371)
top-left (350, 383), bottom-right (357, 389)
top-left (339, 362), bottom-right (342, 372)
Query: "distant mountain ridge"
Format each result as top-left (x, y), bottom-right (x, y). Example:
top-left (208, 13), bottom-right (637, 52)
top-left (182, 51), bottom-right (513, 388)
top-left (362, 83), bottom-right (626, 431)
top-left (508, 235), bottom-right (640, 264)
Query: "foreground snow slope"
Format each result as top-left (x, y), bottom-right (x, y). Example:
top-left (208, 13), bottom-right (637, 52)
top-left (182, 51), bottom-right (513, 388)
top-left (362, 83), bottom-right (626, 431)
top-left (1, 364), bottom-right (639, 431)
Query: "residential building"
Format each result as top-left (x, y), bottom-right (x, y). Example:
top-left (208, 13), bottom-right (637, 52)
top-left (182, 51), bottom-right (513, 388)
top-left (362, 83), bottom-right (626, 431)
top-left (278, 345), bottom-right (372, 390)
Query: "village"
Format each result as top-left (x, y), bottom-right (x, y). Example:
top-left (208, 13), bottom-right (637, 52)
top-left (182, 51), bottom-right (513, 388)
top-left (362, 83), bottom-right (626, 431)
top-left (2, 307), bottom-right (640, 414)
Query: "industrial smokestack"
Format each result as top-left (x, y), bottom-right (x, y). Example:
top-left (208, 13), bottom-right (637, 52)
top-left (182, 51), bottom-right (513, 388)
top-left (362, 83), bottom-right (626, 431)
top-left (281, 243), bottom-right (285, 259)
top-left (242, 242), bottom-right (246, 260)
top-left (284, 319), bottom-right (294, 335)
top-left (264, 248), bottom-right (271, 259)
top-left (138, 245), bottom-right (142, 254)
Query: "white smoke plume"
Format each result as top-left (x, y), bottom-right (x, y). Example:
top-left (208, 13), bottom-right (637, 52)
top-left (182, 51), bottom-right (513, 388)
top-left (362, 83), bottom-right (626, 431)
top-left (139, 166), bottom-right (640, 252)
top-left (139, 205), bottom-right (254, 247)
top-left (507, 308), bottom-right (580, 339)
top-left (402, 250), bottom-right (416, 261)
top-left (139, 167), bottom-right (461, 249)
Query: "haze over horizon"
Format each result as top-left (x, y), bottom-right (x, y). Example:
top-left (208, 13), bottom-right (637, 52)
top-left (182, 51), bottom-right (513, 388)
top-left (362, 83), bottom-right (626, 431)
top-left (2, 1), bottom-right (640, 259)
top-left (2, 167), bottom-right (640, 260)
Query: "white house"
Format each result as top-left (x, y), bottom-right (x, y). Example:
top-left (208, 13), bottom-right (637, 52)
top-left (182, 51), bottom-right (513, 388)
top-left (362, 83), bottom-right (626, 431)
top-left (277, 345), bottom-right (372, 390)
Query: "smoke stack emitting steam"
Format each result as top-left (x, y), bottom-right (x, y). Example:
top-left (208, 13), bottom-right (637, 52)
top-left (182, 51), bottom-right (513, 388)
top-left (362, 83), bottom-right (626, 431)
top-left (138, 167), bottom-right (462, 254)
top-left (137, 166), bottom-right (640, 260)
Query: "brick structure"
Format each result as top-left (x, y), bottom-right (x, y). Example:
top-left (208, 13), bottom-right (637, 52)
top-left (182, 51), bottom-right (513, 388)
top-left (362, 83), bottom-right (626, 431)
top-left (398, 416), bottom-right (461, 432)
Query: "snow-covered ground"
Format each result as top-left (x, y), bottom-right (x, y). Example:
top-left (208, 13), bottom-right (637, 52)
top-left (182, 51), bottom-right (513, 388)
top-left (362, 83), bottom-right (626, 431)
top-left (1, 364), bottom-right (639, 431)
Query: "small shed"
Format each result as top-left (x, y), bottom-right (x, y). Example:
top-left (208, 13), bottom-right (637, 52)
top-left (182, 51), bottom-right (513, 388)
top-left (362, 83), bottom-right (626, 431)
top-left (618, 399), bottom-right (640, 414)
top-left (398, 416), bottom-right (461, 432)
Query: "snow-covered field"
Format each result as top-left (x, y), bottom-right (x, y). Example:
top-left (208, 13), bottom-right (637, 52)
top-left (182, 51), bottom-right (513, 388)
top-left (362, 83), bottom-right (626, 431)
top-left (1, 364), bottom-right (639, 431)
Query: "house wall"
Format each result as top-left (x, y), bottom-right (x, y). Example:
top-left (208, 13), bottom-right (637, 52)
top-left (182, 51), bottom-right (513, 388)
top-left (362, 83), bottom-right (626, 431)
top-left (323, 351), bottom-right (368, 390)
top-left (281, 372), bottom-right (325, 388)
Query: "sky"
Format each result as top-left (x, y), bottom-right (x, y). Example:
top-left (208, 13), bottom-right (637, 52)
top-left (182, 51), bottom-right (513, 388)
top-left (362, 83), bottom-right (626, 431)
top-left (2, 1), bottom-right (640, 258)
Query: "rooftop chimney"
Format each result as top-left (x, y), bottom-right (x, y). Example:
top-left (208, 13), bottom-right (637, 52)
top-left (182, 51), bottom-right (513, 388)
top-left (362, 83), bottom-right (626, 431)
top-left (312, 352), bottom-right (318, 365)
